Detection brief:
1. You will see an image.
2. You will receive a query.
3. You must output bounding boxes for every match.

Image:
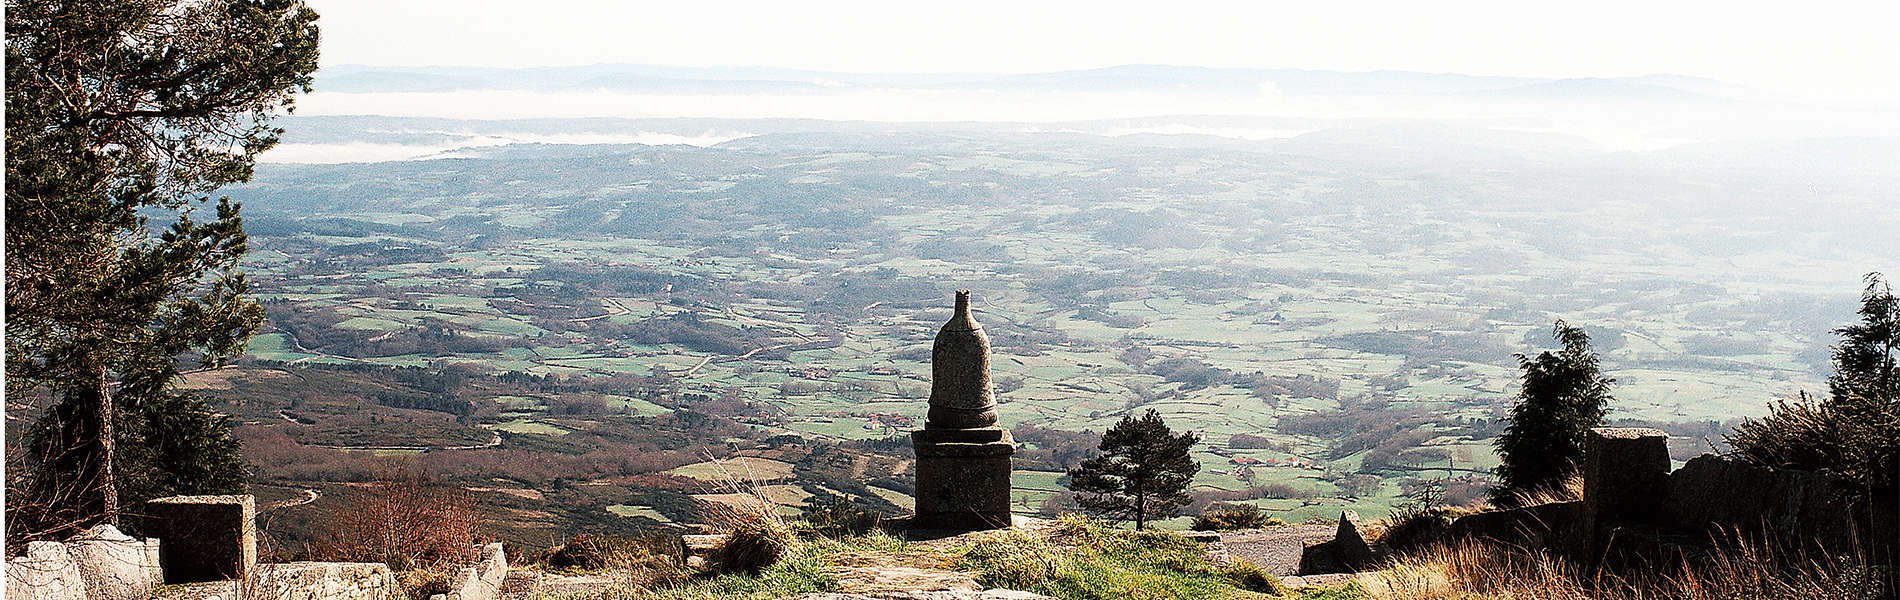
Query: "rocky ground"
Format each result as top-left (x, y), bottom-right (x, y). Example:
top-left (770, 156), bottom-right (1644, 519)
top-left (496, 520), bottom-right (1368, 600)
top-left (1203, 524), bottom-right (1336, 576)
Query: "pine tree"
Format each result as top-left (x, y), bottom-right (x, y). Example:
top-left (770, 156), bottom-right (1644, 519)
top-left (1828, 273), bottom-right (1898, 404)
top-left (1729, 273), bottom-right (1899, 496)
top-left (1066, 409), bottom-right (1201, 529)
top-left (5, 0), bottom-right (318, 542)
top-left (1491, 321), bottom-right (1613, 505)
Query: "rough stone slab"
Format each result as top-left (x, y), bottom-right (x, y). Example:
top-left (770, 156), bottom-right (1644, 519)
top-left (7, 541), bottom-right (87, 600)
top-left (446, 543), bottom-right (508, 600)
top-left (144, 495), bottom-right (256, 583)
top-left (1666, 454), bottom-right (1894, 561)
top-left (911, 440), bottom-right (1016, 459)
top-left (251, 562), bottom-right (396, 600)
top-left (66, 524), bottom-right (158, 600)
top-left (1178, 530), bottom-right (1221, 543)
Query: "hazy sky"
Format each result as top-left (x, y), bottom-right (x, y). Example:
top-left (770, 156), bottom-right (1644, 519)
top-left (308, 1), bottom-right (1900, 99)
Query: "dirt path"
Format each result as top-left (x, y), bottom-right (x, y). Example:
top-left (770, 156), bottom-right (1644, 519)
top-left (567, 297), bottom-right (633, 323)
top-left (263, 487), bottom-right (320, 511)
top-left (1208, 524), bottom-right (1336, 576)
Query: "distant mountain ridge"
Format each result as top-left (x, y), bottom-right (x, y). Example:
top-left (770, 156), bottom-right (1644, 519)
top-left (314, 63), bottom-right (1740, 100)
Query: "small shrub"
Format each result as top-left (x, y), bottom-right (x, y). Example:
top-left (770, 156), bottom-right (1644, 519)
top-left (1293, 582), bottom-right (1372, 599)
top-left (307, 468), bottom-right (478, 570)
top-left (394, 564), bottom-right (457, 600)
top-left (1729, 391), bottom-right (1898, 497)
top-left (543, 532), bottom-right (682, 573)
top-left (1190, 503), bottom-right (1281, 531)
top-left (715, 518), bottom-right (794, 575)
top-left (798, 495), bottom-right (881, 537)
top-left (1054, 512), bottom-right (1100, 537)
top-left (1379, 502), bottom-right (1456, 556)
top-left (1221, 558), bottom-right (1289, 594)
top-left (645, 550), bottom-right (834, 600)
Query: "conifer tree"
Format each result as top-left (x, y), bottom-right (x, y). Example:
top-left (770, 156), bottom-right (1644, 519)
top-left (1067, 409), bottom-right (1201, 529)
top-left (1729, 273), bottom-right (1898, 496)
top-left (5, 0), bottom-right (319, 542)
top-left (1828, 273), bottom-right (1898, 404)
top-left (1491, 321), bottom-right (1613, 505)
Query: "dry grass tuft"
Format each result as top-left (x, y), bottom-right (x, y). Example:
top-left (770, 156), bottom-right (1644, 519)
top-left (695, 456), bottom-right (797, 576)
top-left (1362, 538), bottom-right (1890, 600)
top-left (1506, 474), bottom-right (1584, 509)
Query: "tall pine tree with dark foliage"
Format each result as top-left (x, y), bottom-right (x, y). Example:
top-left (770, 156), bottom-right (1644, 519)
top-left (5, 0), bottom-right (319, 544)
top-left (1067, 409), bottom-right (1200, 529)
top-left (1491, 321), bottom-right (1613, 505)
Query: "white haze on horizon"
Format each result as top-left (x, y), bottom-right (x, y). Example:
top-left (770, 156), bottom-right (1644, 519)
top-left (279, 85), bottom-right (1900, 162)
top-left (260, 130), bottom-right (758, 164)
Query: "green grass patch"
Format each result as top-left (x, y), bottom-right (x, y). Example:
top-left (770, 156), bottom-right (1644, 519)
top-left (604, 504), bottom-right (671, 522)
top-left (667, 457), bottom-right (796, 482)
top-left (639, 531), bottom-right (915, 600)
top-left (497, 418), bottom-right (570, 436)
top-left (958, 515), bottom-right (1287, 600)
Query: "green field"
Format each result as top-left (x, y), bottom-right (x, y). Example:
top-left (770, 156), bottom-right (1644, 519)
top-left (218, 127), bottom-right (1890, 530)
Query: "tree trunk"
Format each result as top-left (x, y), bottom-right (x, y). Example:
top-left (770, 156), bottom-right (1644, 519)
top-left (1134, 489), bottom-right (1146, 530)
top-left (24, 350), bottom-right (120, 539)
top-left (88, 355), bottom-right (119, 525)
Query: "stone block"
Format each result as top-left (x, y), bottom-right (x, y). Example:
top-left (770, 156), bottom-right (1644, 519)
top-left (144, 494), bottom-right (256, 583)
top-left (6, 541), bottom-right (86, 600)
top-left (1583, 428), bottom-right (1670, 528)
top-left (66, 524), bottom-right (158, 600)
top-left (911, 427), bottom-right (1014, 531)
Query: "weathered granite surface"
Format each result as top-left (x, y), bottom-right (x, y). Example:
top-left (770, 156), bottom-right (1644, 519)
top-left (7, 541), bottom-right (87, 600)
top-left (927, 290), bottom-right (998, 429)
top-left (912, 427), bottom-right (1014, 531)
top-left (431, 543), bottom-right (507, 600)
top-left (65, 525), bottom-right (159, 600)
top-left (6, 525), bottom-right (163, 600)
top-left (253, 562), bottom-right (397, 600)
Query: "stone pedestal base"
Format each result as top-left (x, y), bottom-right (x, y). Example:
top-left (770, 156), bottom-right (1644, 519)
top-left (911, 427), bottom-right (1014, 531)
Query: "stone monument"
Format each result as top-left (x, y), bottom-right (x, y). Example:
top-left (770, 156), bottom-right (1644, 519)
top-left (910, 290), bottom-right (1014, 530)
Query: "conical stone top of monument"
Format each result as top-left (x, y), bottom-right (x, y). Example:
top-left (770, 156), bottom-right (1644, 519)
top-left (927, 290), bottom-right (998, 429)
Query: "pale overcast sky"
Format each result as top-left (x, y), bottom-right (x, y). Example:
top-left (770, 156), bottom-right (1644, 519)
top-left (307, 0), bottom-right (1900, 99)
